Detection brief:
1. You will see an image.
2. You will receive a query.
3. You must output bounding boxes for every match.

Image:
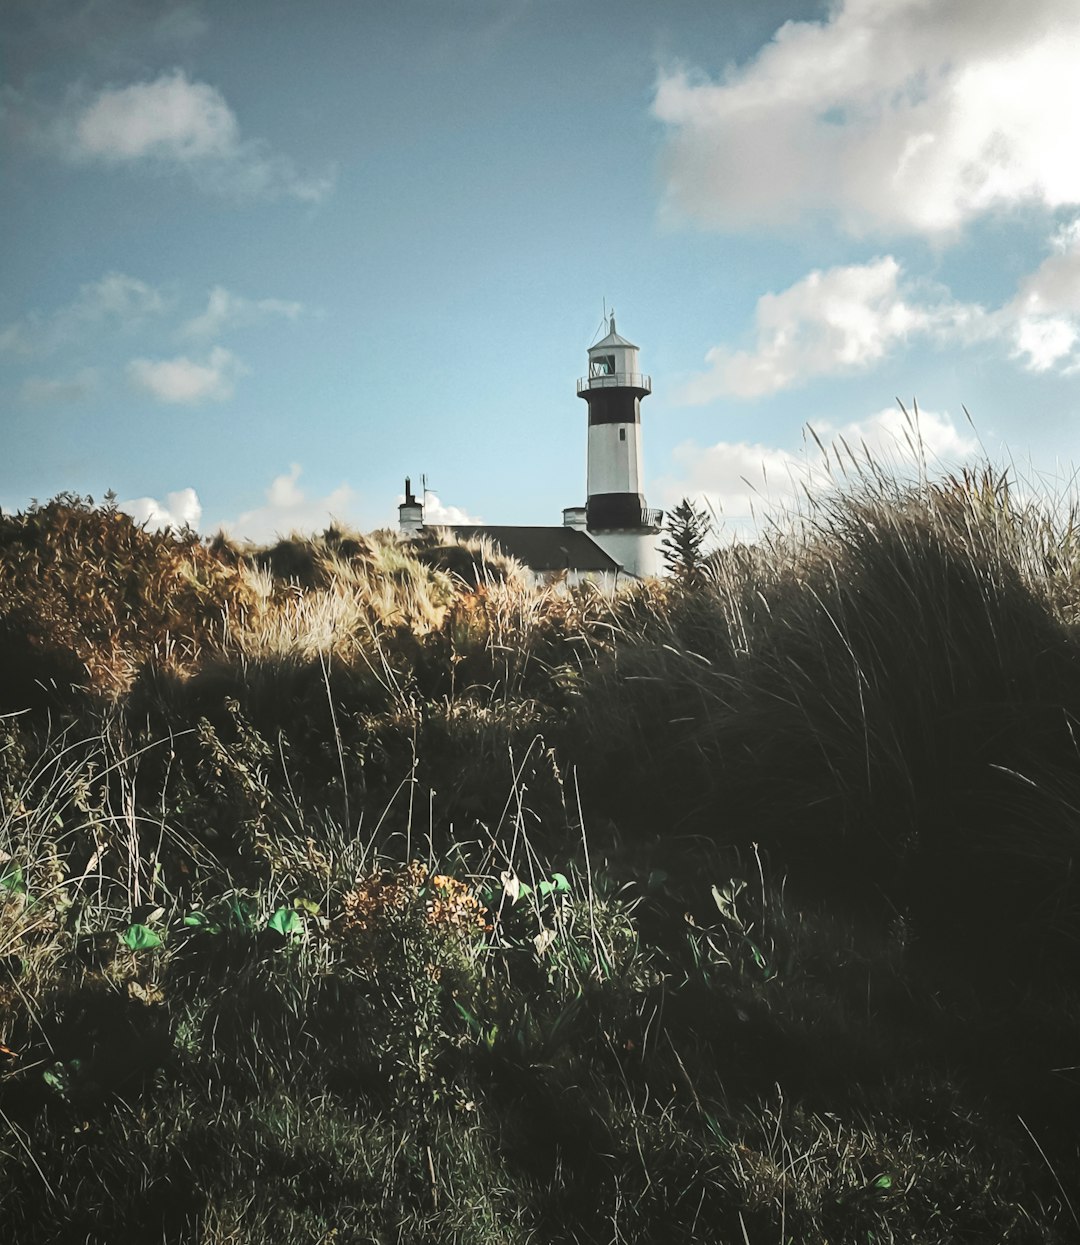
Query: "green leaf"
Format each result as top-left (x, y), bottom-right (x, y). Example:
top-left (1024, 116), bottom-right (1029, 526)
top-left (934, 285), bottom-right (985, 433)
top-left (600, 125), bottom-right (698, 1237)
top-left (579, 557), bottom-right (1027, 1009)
top-left (226, 895), bottom-right (259, 929)
top-left (873, 1174), bottom-right (893, 1190)
top-left (454, 1000), bottom-right (482, 1034)
top-left (42, 1059), bottom-right (80, 1099)
top-left (748, 941), bottom-right (770, 974)
top-left (454, 1002), bottom-right (499, 1048)
top-left (711, 879), bottom-right (746, 929)
top-left (538, 880), bottom-right (555, 898)
top-left (268, 907), bottom-right (302, 937)
top-left (42, 1066), bottom-right (66, 1095)
top-left (551, 872), bottom-right (570, 893)
top-left (293, 897), bottom-right (320, 915)
top-left (0, 863), bottom-right (26, 895)
top-left (702, 1111), bottom-right (730, 1147)
top-left (123, 923), bottom-right (163, 951)
top-left (183, 910), bottom-right (221, 933)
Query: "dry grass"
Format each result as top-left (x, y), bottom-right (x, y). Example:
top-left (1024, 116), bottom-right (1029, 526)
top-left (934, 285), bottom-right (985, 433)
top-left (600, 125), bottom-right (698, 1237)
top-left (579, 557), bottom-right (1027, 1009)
top-left (2, 470), bottom-right (1080, 1240)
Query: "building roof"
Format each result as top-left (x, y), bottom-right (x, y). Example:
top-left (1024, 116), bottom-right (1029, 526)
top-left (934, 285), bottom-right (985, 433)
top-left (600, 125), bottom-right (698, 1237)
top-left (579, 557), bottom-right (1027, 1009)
top-left (447, 526), bottom-right (622, 573)
top-left (590, 330), bottom-right (638, 351)
top-left (589, 315), bottom-right (638, 352)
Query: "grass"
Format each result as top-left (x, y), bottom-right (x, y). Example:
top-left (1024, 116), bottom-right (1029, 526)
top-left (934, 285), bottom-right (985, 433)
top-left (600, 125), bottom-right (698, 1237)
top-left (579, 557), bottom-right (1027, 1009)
top-left (1, 467), bottom-right (1080, 1241)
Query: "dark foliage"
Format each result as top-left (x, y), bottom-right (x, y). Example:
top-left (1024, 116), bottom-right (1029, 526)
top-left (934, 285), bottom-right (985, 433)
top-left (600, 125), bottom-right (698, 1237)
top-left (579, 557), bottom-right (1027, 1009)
top-left (3, 478), bottom-right (1080, 1241)
top-left (660, 496), bottom-right (713, 587)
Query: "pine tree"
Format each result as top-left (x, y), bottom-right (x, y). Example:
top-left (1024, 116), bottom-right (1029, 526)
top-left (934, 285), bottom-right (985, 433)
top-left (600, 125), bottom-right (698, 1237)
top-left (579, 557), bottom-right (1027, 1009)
top-left (660, 497), bottom-right (712, 587)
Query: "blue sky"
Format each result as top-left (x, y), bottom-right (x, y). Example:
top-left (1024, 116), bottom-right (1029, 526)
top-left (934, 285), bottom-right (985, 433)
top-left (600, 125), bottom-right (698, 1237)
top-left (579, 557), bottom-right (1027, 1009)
top-left (3, 0), bottom-right (1080, 541)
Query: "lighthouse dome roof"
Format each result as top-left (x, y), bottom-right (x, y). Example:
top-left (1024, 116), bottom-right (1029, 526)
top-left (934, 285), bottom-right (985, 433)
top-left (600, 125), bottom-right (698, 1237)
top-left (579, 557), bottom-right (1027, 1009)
top-left (589, 314), bottom-right (638, 352)
top-left (590, 329), bottom-right (638, 351)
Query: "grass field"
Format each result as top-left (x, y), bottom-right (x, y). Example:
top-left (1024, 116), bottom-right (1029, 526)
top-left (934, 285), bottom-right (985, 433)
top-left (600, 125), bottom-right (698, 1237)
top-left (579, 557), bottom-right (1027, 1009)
top-left (2, 466), bottom-right (1080, 1243)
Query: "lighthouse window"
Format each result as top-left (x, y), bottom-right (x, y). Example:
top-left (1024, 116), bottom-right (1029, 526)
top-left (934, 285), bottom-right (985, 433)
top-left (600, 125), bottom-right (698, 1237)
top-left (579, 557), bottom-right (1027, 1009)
top-left (619, 428), bottom-right (626, 441)
top-left (591, 355), bottom-right (616, 377)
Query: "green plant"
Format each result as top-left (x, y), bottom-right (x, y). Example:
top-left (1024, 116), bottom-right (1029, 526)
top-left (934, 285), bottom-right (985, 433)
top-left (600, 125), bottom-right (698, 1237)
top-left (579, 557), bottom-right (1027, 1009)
top-left (661, 496), bottom-right (713, 587)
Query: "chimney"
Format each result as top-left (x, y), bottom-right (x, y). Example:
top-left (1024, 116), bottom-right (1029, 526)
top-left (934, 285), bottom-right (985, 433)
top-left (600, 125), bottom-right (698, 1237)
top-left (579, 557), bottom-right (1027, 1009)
top-left (398, 475), bottom-right (423, 535)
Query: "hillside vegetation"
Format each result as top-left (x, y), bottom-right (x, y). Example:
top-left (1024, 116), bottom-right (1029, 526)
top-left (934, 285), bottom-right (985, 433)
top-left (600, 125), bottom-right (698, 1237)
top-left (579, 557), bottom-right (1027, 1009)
top-left (2, 470), bottom-right (1080, 1243)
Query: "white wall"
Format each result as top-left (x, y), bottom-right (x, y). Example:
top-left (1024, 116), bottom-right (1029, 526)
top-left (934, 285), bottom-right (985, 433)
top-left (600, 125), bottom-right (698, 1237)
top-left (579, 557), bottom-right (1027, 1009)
top-left (398, 503), bottom-right (423, 534)
top-left (562, 506), bottom-right (587, 530)
top-left (587, 422), bottom-right (643, 496)
top-left (587, 529), bottom-right (661, 579)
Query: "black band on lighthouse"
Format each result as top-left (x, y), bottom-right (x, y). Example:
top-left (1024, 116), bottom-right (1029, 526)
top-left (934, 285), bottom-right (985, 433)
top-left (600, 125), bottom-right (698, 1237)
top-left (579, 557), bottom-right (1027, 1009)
top-left (587, 492), bottom-right (648, 529)
top-left (583, 391), bottom-right (641, 425)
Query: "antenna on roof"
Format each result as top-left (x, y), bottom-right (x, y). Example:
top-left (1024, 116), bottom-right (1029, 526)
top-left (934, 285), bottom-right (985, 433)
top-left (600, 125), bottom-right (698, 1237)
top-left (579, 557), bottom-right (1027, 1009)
top-left (590, 298), bottom-right (608, 346)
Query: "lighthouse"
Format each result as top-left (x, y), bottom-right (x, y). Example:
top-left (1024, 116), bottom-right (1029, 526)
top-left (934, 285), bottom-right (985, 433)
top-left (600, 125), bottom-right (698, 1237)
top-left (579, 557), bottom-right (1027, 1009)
top-left (574, 314), bottom-right (662, 578)
top-left (397, 312), bottom-right (662, 587)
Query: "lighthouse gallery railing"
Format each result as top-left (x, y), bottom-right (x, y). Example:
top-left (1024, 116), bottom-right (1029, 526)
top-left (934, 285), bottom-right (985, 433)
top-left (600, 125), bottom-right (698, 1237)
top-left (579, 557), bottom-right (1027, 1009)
top-left (576, 372), bottom-right (652, 395)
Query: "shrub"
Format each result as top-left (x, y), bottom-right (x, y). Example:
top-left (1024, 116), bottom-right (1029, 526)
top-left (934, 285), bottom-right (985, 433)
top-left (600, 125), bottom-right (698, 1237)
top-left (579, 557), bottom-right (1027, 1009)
top-left (0, 496), bottom-right (251, 700)
top-left (661, 497), bottom-right (713, 587)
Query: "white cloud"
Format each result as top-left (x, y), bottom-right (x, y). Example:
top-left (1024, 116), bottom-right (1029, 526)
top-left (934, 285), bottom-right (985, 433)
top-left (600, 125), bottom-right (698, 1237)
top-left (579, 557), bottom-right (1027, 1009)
top-left (127, 345), bottom-right (244, 403)
top-left (75, 70), bottom-right (236, 161)
top-left (808, 405), bottom-right (978, 465)
top-left (0, 271), bottom-right (165, 357)
top-left (180, 286), bottom-right (304, 339)
top-left (681, 257), bottom-right (984, 401)
top-left (656, 438), bottom-right (810, 536)
top-left (62, 70), bottom-right (334, 202)
top-left (1012, 316), bottom-right (1079, 373)
top-left (1, 273), bottom-right (301, 405)
top-left (657, 406), bottom-right (977, 537)
top-left (682, 222), bottom-right (1080, 401)
top-left (267, 463), bottom-right (306, 509)
top-left (77, 271), bottom-right (167, 320)
top-left (19, 368), bottom-right (98, 404)
top-left (224, 464), bottom-right (357, 544)
top-left (1011, 220), bottom-right (1080, 318)
top-left (1005, 218), bottom-right (1080, 372)
top-left (653, 0), bottom-right (1080, 238)
top-left (684, 258), bottom-right (910, 399)
top-left (120, 487), bottom-right (202, 532)
top-left (413, 491), bottom-right (483, 526)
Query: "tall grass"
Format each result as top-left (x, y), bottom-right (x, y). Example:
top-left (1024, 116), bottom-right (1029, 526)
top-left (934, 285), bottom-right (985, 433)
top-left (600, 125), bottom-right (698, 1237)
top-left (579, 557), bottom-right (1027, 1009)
top-left (2, 469), bottom-right (1080, 1240)
top-left (572, 465), bottom-right (1080, 967)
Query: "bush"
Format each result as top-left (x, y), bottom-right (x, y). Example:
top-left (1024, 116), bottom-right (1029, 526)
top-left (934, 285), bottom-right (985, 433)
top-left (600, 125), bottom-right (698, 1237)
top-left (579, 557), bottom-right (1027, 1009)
top-left (0, 495), bottom-right (251, 700)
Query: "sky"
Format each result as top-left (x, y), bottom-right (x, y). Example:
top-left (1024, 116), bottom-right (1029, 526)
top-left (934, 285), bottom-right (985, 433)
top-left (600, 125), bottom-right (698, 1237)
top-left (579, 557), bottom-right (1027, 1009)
top-left (3, 0), bottom-right (1080, 542)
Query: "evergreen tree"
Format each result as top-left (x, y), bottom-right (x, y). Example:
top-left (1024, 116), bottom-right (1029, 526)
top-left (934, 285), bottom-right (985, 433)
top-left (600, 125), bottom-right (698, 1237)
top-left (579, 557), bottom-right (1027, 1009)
top-left (660, 497), bottom-right (712, 587)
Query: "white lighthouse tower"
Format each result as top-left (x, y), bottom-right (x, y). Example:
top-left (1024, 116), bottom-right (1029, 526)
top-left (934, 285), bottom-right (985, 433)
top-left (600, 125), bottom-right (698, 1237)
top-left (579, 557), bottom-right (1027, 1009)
top-left (574, 314), bottom-right (662, 578)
